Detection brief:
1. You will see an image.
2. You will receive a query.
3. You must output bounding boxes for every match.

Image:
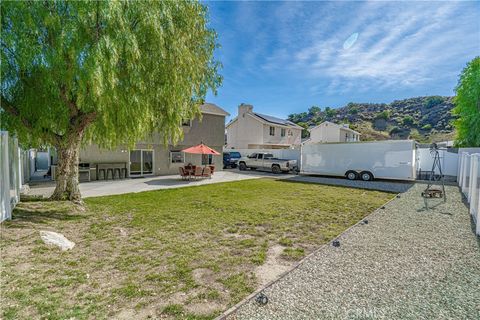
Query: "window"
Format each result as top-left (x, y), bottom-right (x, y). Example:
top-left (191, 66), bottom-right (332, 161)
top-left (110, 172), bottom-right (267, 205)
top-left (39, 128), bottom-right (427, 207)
top-left (202, 154), bottom-right (213, 165)
top-left (170, 151), bottom-right (184, 163)
top-left (288, 130), bottom-right (293, 136)
top-left (269, 126), bottom-right (275, 136)
top-left (264, 154), bottom-right (274, 159)
top-left (257, 154), bottom-right (263, 159)
top-left (281, 128), bottom-right (286, 137)
top-left (248, 153), bottom-right (257, 159)
top-left (182, 119), bottom-right (192, 127)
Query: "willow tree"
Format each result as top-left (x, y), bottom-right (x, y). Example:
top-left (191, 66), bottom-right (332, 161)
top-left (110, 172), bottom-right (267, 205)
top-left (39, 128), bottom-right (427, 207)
top-left (453, 57), bottom-right (480, 147)
top-left (1, 1), bottom-right (221, 202)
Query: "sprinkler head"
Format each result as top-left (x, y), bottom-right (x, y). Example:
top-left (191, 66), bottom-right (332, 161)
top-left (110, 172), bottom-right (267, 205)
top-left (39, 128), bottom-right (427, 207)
top-left (362, 220), bottom-right (369, 224)
top-left (332, 240), bottom-right (341, 247)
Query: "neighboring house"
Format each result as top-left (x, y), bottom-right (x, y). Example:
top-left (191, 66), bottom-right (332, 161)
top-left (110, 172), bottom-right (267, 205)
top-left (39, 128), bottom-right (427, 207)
top-left (226, 104), bottom-right (302, 149)
top-left (78, 103), bottom-right (229, 178)
top-left (307, 121), bottom-right (361, 144)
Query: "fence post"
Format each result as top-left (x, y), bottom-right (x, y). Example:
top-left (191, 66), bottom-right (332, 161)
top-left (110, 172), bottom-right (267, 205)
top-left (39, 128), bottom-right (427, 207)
top-left (1, 131), bottom-right (12, 222)
top-left (470, 155), bottom-right (478, 217)
top-left (468, 154), bottom-right (475, 203)
top-left (458, 153), bottom-right (464, 185)
top-left (462, 154), bottom-right (470, 196)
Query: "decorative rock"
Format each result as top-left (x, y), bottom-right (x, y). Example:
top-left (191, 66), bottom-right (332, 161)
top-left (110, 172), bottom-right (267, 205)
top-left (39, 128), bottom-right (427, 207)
top-left (40, 231), bottom-right (75, 251)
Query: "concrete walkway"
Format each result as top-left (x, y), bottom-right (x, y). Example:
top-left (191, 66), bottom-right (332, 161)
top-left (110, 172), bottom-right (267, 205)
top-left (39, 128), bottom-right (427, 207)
top-left (27, 170), bottom-right (290, 198)
top-left (223, 184), bottom-right (480, 319)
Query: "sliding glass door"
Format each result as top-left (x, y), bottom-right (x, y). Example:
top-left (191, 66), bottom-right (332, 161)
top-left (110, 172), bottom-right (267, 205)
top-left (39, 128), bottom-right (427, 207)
top-left (130, 150), bottom-right (154, 176)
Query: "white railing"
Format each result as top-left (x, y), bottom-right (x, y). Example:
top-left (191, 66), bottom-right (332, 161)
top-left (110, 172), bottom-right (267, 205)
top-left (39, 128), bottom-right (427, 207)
top-left (458, 152), bottom-right (480, 235)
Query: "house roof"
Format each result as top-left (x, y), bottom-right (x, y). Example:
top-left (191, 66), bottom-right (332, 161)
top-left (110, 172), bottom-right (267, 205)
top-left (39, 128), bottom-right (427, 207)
top-left (200, 103), bottom-right (230, 117)
top-left (253, 113), bottom-right (299, 128)
top-left (309, 121), bottom-right (361, 135)
top-left (226, 107), bottom-right (302, 129)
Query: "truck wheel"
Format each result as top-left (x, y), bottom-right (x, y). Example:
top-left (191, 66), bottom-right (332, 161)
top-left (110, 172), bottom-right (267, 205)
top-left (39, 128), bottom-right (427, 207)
top-left (360, 171), bottom-right (374, 181)
top-left (345, 170), bottom-right (358, 180)
top-left (239, 162), bottom-right (247, 171)
top-left (272, 165), bottom-right (281, 174)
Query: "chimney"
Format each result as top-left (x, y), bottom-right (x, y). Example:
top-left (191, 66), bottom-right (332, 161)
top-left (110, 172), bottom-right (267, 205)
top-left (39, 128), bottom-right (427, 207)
top-left (238, 103), bottom-right (253, 117)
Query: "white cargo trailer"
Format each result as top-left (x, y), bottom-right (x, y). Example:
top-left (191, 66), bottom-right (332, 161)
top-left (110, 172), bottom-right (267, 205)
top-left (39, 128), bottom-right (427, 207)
top-left (301, 140), bottom-right (417, 181)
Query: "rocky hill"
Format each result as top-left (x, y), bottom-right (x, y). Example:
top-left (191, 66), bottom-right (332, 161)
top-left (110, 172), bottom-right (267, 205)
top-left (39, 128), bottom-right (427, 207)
top-left (288, 96), bottom-right (456, 143)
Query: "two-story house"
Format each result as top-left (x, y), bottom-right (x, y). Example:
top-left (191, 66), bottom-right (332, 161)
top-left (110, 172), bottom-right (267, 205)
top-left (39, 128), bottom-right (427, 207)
top-left (307, 121), bottom-right (361, 144)
top-left (226, 104), bottom-right (302, 149)
top-left (78, 103), bottom-right (229, 177)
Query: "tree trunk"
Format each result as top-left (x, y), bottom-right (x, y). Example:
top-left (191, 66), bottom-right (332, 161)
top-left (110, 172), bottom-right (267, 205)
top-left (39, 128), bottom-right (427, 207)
top-left (50, 132), bottom-right (83, 203)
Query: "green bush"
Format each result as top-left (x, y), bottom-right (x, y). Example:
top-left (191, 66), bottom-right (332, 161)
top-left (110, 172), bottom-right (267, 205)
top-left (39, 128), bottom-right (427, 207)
top-left (421, 124), bottom-right (432, 130)
top-left (424, 96), bottom-right (444, 108)
top-left (402, 116), bottom-right (415, 126)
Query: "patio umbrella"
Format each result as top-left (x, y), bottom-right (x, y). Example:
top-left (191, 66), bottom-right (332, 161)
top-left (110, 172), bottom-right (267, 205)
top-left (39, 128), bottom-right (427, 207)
top-left (181, 143), bottom-right (220, 156)
top-left (182, 143), bottom-right (220, 169)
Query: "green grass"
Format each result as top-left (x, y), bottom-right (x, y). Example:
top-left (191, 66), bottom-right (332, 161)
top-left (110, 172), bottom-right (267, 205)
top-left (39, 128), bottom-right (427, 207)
top-left (0, 179), bottom-right (393, 319)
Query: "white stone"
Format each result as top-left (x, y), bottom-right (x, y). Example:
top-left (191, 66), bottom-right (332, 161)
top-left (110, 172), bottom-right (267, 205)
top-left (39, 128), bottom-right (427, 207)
top-left (39, 231), bottom-right (75, 251)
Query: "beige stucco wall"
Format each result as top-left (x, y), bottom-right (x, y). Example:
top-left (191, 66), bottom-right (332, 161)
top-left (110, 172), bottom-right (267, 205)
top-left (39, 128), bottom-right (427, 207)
top-left (226, 114), bottom-right (263, 149)
top-left (309, 123), bottom-right (360, 143)
top-left (226, 106), bottom-right (301, 149)
top-left (262, 124), bottom-right (301, 146)
top-left (79, 113), bottom-right (225, 177)
top-left (309, 123), bottom-right (341, 143)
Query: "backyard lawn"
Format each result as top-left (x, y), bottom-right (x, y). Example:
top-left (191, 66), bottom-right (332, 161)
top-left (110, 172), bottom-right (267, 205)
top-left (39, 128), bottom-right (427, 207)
top-left (1, 179), bottom-right (393, 319)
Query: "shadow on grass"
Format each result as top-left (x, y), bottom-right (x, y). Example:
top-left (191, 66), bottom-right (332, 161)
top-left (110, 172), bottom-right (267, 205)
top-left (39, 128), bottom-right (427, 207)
top-left (6, 202), bottom-right (87, 228)
top-left (143, 178), bottom-right (193, 186)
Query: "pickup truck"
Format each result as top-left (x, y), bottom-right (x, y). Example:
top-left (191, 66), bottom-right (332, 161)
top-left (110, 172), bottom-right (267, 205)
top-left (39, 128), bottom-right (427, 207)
top-left (238, 152), bottom-right (297, 174)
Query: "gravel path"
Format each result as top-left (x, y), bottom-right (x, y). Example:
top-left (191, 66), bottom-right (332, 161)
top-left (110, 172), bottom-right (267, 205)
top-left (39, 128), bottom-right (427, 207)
top-left (223, 184), bottom-right (480, 319)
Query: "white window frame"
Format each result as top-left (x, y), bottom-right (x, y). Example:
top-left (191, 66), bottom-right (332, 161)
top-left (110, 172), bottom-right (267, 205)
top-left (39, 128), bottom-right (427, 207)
top-left (170, 151), bottom-right (185, 164)
top-left (269, 126), bottom-right (275, 136)
top-left (281, 128), bottom-right (286, 137)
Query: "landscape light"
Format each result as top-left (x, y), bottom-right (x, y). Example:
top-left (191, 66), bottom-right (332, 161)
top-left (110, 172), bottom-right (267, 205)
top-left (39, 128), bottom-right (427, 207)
top-left (255, 292), bottom-right (269, 305)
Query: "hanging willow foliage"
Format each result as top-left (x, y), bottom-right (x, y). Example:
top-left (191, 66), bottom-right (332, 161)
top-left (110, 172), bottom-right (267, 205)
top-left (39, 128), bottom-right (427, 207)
top-left (453, 57), bottom-right (480, 147)
top-left (1, 1), bottom-right (222, 201)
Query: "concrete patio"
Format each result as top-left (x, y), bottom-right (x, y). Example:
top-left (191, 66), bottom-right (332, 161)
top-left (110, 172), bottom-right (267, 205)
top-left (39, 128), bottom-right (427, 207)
top-left (27, 170), bottom-right (417, 198)
top-left (27, 170), bottom-right (290, 198)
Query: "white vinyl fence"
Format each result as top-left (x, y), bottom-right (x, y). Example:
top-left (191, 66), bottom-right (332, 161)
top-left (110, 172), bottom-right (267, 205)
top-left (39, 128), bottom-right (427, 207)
top-left (1, 131), bottom-right (24, 222)
top-left (417, 148), bottom-right (459, 178)
top-left (458, 151), bottom-right (480, 235)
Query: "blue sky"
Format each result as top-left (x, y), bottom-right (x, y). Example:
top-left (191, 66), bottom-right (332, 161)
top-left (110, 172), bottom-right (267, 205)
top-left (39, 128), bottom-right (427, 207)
top-left (204, 0), bottom-right (480, 121)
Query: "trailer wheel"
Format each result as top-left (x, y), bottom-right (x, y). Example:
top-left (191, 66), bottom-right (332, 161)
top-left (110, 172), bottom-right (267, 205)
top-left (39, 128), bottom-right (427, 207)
top-left (345, 170), bottom-right (358, 180)
top-left (239, 162), bottom-right (247, 171)
top-left (272, 165), bottom-right (281, 174)
top-left (360, 171), bottom-right (374, 181)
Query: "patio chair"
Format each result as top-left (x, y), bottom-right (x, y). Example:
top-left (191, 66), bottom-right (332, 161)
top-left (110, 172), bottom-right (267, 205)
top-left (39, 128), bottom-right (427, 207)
top-left (202, 167), bottom-right (212, 179)
top-left (193, 166), bottom-right (203, 180)
top-left (179, 167), bottom-right (189, 180)
top-left (209, 165), bottom-right (215, 175)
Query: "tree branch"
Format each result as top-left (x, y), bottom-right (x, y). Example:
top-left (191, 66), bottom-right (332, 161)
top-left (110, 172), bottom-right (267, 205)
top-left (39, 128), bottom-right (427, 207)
top-left (1, 95), bottom-right (33, 128)
top-left (60, 85), bottom-right (79, 117)
top-left (1, 95), bottom-right (63, 144)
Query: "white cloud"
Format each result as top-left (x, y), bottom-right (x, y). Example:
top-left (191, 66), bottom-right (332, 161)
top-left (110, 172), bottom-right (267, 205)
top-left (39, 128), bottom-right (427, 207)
top-left (259, 0), bottom-right (479, 93)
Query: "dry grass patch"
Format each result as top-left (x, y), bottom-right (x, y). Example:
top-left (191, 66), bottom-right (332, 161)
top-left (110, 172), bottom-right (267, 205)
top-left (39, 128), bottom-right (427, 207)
top-left (1, 179), bottom-right (393, 319)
